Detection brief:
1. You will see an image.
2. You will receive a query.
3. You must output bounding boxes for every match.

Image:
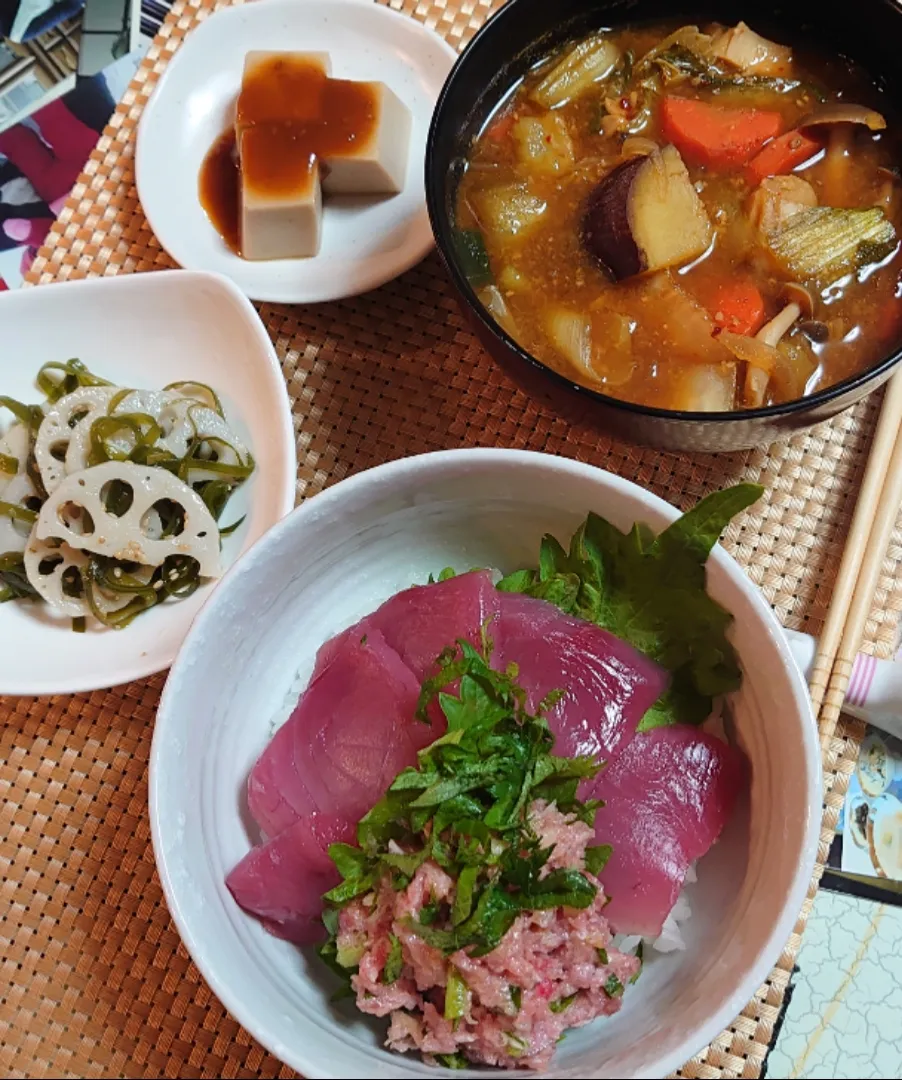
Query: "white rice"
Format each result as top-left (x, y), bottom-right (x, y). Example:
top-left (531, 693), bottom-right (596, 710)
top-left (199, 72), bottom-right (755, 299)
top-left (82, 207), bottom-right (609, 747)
top-left (612, 860), bottom-right (697, 955)
top-left (269, 668), bottom-right (311, 736)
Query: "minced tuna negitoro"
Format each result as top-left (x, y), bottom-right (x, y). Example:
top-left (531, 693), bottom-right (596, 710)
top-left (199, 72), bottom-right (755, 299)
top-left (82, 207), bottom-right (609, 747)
top-left (337, 802), bottom-right (639, 1071)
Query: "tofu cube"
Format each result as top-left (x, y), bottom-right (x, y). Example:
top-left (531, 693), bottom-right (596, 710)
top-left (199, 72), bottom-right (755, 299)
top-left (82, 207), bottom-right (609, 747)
top-left (240, 128), bottom-right (323, 260)
top-left (321, 81), bottom-right (412, 195)
top-left (236, 51), bottom-right (332, 134)
top-left (233, 51), bottom-right (413, 260)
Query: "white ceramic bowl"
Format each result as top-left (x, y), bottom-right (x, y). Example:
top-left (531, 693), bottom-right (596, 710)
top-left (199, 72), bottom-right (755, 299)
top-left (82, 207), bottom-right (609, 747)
top-left (0, 270), bottom-right (296, 696)
top-left (150, 449), bottom-right (821, 1079)
top-left (136, 0), bottom-right (457, 303)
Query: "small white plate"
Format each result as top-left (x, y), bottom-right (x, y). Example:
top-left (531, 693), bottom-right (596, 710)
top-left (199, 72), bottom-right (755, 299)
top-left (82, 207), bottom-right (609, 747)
top-left (136, 0), bottom-right (457, 303)
top-left (0, 270), bottom-right (296, 696)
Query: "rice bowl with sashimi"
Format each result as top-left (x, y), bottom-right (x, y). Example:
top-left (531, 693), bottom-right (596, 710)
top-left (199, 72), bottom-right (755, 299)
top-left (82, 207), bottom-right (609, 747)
top-left (150, 449), bottom-right (821, 1080)
top-left (227, 489), bottom-right (751, 1070)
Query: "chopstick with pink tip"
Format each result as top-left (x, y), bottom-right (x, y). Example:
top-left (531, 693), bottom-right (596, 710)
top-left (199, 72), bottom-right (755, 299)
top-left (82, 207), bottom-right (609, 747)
top-left (785, 629), bottom-right (902, 741)
top-left (807, 373), bottom-right (902, 731)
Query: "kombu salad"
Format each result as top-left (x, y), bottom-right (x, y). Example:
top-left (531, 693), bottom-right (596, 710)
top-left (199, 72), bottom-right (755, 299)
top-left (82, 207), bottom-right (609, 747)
top-left (0, 358), bottom-right (254, 630)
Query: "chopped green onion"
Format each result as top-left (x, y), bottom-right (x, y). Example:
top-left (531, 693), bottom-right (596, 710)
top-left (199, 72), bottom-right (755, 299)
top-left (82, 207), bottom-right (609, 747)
top-left (504, 1033), bottom-right (528, 1058)
top-left (604, 974), bottom-right (624, 998)
top-left (322, 637), bottom-right (602, 966)
top-left (335, 939), bottom-right (365, 968)
top-left (434, 1053), bottom-right (468, 1070)
top-left (549, 992), bottom-right (578, 1013)
top-left (510, 985), bottom-right (522, 1012)
top-left (597, 947), bottom-right (609, 965)
top-left (451, 865), bottom-right (478, 926)
top-left (317, 937), bottom-right (357, 1001)
top-left (419, 900), bottom-right (441, 925)
top-left (444, 968), bottom-right (470, 1022)
top-left (382, 934), bottom-right (403, 984)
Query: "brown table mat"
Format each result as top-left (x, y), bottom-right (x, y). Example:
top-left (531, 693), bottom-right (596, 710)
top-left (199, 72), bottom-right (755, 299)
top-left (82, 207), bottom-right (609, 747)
top-left (3, 1), bottom-right (901, 1077)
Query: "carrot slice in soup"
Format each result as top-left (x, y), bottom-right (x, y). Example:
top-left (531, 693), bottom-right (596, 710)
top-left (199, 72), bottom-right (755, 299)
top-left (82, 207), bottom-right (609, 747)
top-left (710, 280), bottom-right (766, 335)
top-left (747, 129), bottom-right (822, 184)
top-left (661, 97), bottom-right (783, 168)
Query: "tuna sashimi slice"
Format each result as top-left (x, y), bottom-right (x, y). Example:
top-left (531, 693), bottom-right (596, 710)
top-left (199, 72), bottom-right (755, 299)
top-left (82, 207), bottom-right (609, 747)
top-left (588, 725), bottom-right (746, 937)
top-left (226, 813), bottom-right (355, 944)
top-left (247, 627), bottom-right (424, 838)
top-left (365, 569), bottom-right (501, 683)
top-left (493, 592), bottom-right (669, 765)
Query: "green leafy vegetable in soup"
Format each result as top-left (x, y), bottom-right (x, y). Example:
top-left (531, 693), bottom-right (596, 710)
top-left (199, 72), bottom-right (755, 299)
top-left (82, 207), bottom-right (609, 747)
top-left (456, 20), bottom-right (902, 412)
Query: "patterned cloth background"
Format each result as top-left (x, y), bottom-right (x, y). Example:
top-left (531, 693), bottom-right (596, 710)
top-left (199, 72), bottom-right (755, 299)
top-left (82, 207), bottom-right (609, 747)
top-left (0, 0), bottom-right (169, 289)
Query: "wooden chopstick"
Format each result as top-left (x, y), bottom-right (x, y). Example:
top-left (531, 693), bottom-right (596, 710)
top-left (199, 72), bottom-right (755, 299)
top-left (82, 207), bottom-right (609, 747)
top-left (819, 407), bottom-right (902, 744)
top-left (808, 371), bottom-right (902, 717)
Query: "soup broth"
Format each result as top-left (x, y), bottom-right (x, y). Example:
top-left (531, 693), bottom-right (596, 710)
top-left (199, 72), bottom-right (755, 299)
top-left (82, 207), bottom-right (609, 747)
top-left (456, 21), bottom-right (902, 412)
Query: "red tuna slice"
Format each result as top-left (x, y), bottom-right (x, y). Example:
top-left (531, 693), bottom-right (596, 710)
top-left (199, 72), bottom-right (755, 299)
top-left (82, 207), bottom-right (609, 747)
top-left (226, 813), bottom-right (355, 944)
top-left (588, 725), bottom-right (746, 937)
top-left (365, 570), bottom-right (502, 728)
top-left (493, 592), bottom-right (669, 764)
top-left (247, 627), bottom-right (424, 838)
top-left (366, 570), bottom-right (501, 684)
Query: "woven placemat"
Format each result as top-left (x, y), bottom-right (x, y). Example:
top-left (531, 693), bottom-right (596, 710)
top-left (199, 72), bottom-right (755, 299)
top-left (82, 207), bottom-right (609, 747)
top-left (3, 1), bottom-right (900, 1077)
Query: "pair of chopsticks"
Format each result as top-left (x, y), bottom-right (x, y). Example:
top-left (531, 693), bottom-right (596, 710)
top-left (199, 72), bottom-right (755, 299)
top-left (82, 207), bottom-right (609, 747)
top-left (808, 371), bottom-right (902, 743)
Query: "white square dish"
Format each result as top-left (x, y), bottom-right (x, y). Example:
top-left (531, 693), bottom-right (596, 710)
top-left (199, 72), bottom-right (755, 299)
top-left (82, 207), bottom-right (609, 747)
top-left (0, 270), bottom-right (296, 695)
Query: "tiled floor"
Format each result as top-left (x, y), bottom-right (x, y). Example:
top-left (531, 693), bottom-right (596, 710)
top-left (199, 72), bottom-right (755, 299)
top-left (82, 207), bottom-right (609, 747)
top-left (767, 889), bottom-right (902, 1079)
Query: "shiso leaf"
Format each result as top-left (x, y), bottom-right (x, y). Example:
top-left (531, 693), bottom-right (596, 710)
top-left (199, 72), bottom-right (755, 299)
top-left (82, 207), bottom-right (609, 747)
top-left (496, 484), bottom-right (763, 727)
